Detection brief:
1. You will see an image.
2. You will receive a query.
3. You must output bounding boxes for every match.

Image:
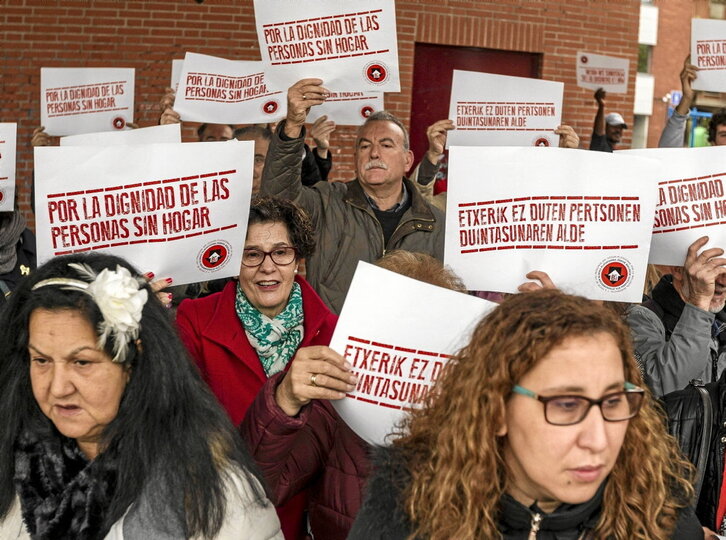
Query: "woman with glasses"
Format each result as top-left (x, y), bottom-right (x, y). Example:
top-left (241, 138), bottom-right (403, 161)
top-left (177, 196), bottom-right (337, 540)
top-left (348, 289), bottom-right (702, 539)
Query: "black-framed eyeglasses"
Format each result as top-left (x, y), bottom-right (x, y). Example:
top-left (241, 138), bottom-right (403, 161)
top-left (241, 247), bottom-right (298, 267)
top-left (511, 382), bottom-right (645, 426)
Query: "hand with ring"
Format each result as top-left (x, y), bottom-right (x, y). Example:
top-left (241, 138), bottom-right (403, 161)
top-left (285, 78), bottom-right (329, 138)
top-left (275, 345), bottom-right (357, 417)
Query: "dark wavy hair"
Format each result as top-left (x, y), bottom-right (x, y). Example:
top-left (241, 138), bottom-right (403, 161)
top-left (0, 252), bottom-right (267, 537)
top-left (396, 289), bottom-right (694, 539)
top-left (248, 195), bottom-right (316, 259)
top-left (708, 108), bottom-right (726, 144)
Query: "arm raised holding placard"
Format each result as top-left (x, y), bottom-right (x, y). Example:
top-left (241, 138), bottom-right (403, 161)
top-left (659, 56), bottom-right (699, 148)
top-left (261, 79), bottom-right (445, 314)
top-left (627, 236), bottom-right (726, 396)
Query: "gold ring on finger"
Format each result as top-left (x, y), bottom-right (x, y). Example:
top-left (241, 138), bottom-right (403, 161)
top-left (310, 373), bottom-right (318, 387)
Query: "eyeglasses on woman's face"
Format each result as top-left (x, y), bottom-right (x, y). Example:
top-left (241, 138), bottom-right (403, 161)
top-left (511, 382), bottom-right (645, 426)
top-left (241, 247), bottom-right (297, 267)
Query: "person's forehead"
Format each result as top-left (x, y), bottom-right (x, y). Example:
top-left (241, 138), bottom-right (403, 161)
top-left (202, 124), bottom-right (233, 137)
top-left (358, 120), bottom-right (405, 142)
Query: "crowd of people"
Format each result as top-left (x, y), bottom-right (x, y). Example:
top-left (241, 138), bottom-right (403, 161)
top-left (1, 52), bottom-right (726, 539)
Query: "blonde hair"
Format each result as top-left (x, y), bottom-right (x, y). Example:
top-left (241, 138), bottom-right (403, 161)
top-left (375, 251), bottom-right (466, 292)
top-left (394, 289), bottom-right (694, 539)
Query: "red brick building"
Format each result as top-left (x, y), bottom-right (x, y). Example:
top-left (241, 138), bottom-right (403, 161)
top-left (2, 0), bottom-right (644, 226)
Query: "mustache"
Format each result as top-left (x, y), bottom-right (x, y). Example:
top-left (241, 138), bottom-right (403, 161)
top-left (364, 160), bottom-right (388, 171)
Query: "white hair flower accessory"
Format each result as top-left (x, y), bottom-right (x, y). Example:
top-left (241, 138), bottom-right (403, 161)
top-left (32, 263), bottom-right (148, 363)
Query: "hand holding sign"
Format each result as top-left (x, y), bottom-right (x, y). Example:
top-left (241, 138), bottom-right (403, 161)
top-left (680, 236), bottom-right (726, 311)
top-left (517, 270), bottom-right (558, 293)
top-left (275, 345), bottom-right (357, 417)
top-left (285, 78), bottom-right (329, 138)
top-left (678, 56), bottom-right (699, 114)
top-left (310, 115), bottom-right (336, 156)
top-left (425, 119), bottom-right (455, 164)
top-left (555, 125), bottom-right (580, 148)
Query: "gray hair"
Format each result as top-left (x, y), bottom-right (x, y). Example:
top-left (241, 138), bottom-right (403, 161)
top-left (357, 110), bottom-right (410, 150)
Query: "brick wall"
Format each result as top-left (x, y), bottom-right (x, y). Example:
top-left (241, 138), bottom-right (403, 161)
top-left (1, 0), bottom-right (641, 228)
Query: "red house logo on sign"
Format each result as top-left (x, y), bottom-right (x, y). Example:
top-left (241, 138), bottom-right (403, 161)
top-left (364, 63), bottom-right (388, 85)
top-left (361, 106), bottom-right (374, 119)
top-left (197, 240), bottom-right (232, 273)
top-left (263, 100), bottom-right (279, 115)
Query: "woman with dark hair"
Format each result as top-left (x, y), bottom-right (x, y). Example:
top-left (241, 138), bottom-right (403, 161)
top-left (349, 289), bottom-right (702, 539)
top-left (0, 252), bottom-right (281, 539)
top-left (176, 195), bottom-right (338, 539)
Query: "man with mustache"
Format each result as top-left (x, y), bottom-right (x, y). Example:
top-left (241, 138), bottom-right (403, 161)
top-left (627, 236), bottom-right (726, 396)
top-left (261, 78), bottom-right (444, 314)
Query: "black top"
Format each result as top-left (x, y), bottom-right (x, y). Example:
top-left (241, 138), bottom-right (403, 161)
top-left (349, 446), bottom-right (703, 539)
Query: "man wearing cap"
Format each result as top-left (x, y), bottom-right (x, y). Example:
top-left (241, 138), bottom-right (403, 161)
top-left (589, 87), bottom-right (627, 152)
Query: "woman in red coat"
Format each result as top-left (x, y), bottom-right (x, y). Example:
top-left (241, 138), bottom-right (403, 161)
top-left (176, 196), bottom-right (337, 540)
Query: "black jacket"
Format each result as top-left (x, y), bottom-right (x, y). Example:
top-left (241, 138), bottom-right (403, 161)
top-left (664, 371), bottom-right (726, 529)
top-left (348, 446), bottom-right (702, 539)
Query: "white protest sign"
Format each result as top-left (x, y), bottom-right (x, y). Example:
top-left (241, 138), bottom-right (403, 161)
top-left (306, 90), bottom-right (383, 126)
top-left (622, 146), bottom-right (726, 265)
top-left (174, 52), bottom-right (285, 124)
top-left (444, 147), bottom-right (660, 302)
top-left (0, 124), bottom-right (17, 212)
top-left (171, 59), bottom-right (184, 93)
top-left (692, 18), bottom-right (726, 92)
top-left (34, 141), bottom-right (253, 285)
top-left (447, 70), bottom-right (563, 147)
top-left (331, 262), bottom-right (495, 446)
top-left (41, 68), bottom-right (135, 136)
top-left (254, 0), bottom-right (400, 92)
top-left (60, 124), bottom-right (181, 146)
top-left (576, 51), bottom-right (629, 94)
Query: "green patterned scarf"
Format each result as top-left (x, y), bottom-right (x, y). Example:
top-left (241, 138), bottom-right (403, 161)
top-left (235, 281), bottom-right (304, 376)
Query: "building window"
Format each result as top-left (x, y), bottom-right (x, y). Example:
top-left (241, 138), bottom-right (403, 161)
top-left (638, 44), bottom-right (652, 73)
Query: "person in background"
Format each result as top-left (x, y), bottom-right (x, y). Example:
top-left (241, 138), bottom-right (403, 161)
top-left (0, 203), bottom-right (35, 305)
top-left (589, 88), bottom-right (627, 152)
top-left (349, 290), bottom-right (701, 539)
top-left (0, 252), bottom-right (282, 539)
top-left (627, 236), bottom-right (726, 397)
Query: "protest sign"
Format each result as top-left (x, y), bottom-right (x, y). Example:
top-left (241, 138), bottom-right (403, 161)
top-left (623, 146), bottom-right (726, 265)
top-left (306, 90), bottom-right (383, 125)
top-left (0, 124), bottom-right (17, 212)
top-left (174, 52), bottom-right (285, 124)
top-left (60, 124), bottom-right (181, 146)
top-left (692, 18), bottom-right (726, 92)
top-left (576, 51), bottom-right (629, 94)
top-left (34, 141), bottom-right (253, 285)
top-left (171, 59), bottom-right (184, 93)
top-left (444, 147), bottom-right (660, 302)
top-left (331, 262), bottom-right (495, 445)
top-left (447, 70), bottom-right (563, 147)
top-left (41, 68), bottom-right (135, 136)
top-left (254, 0), bottom-right (400, 92)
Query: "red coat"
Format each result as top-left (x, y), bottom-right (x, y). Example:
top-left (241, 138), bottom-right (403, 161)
top-left (241, 372), bottom-right (372, 540)
top-left (176, 276), bottom-right (337, 540)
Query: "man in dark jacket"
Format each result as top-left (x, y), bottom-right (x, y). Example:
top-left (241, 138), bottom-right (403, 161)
top-left (627, 236), bottom-right (726, 396)
top-left (261, 78), bottom-right (444, 314)
top-left (665, 371), bottom-right (726, 536)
